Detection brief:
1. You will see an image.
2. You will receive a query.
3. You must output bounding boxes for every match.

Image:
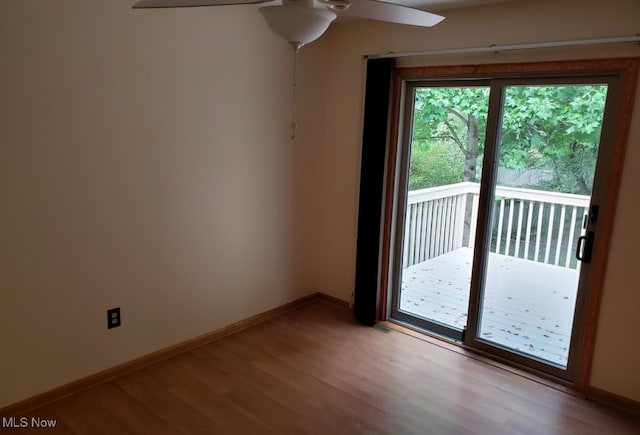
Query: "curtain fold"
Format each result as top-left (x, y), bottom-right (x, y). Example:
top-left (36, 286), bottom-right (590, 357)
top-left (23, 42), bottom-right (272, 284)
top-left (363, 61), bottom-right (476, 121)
top-left (353, 57), bottom-right (394, 326)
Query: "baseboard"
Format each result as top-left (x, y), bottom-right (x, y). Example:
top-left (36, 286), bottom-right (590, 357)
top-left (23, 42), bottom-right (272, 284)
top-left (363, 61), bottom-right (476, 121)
top-left (587, 386), bottom-right (640, 416)
top-left (314, 292), bottom-right (351, 308)
top-left (0, 292), bottom-right (337, 416)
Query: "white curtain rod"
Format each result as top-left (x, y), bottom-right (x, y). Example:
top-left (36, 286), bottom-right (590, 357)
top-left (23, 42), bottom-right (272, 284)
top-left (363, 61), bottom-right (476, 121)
top-left (366, 35), bottom-right (640, 59)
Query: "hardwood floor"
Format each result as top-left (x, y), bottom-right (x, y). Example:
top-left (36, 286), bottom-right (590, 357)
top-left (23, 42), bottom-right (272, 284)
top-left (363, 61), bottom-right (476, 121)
top-left (3, 299), bottom-right (639, 434)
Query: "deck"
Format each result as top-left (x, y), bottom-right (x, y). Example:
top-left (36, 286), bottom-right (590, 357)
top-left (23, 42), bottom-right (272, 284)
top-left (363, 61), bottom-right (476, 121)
top-left (400, 247), bottom-right (579, 366)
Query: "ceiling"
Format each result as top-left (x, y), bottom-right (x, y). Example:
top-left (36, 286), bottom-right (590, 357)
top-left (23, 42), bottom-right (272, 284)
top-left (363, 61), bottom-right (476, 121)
top-left (391, 0), bottom-right (520, 10)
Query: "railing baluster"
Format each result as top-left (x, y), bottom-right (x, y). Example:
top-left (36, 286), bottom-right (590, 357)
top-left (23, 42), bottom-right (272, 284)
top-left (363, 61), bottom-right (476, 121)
top-left (443, 198), bottom-right (449, 256)
top-left (423, 201), bottom-right (429, 261)
top-left (423, 201), bottom-right (429, 262)
top-left (409, 204), bottom-right (417, 266)
top-left (414, 202), bottom-right (422, 264)
top-left (535, 203), bottom-right (544, 262)
top-left (426, 200), bottom-right (436, 258)
top-left (406, 204), bottom-right (412, 266)
top-left (411, 203), bottom-right (420, 265)
top-left (460, 194), bottom-right (467, 249)
top-left (444, 196), bottom-right (452, 252)
top-left (505, 199), bottom-right (515, 256)
top-left (430, 199), bottom-right (438, 258)
top-left (544, 204), bottom-right (556, 264)
top-left (445, 198), bottom-right (450, 254)
top-left (435, 199), bottom-right (443, 256)
top-left (403, 204), bottom-right (411, 267)
top-left (431, 200), bottom-right (439, 260)
top-left (453, 194), bottom-right (463, 249)
top-left (555, 205), bottom-right (567, 265)
top-left (414, 202), bottom-right (421, 264)
top-left (566, 206), bottom-right (578, 268)
top-left (441, 197), bottom-right (448, 254)
top-left (443, 198), bottom-right (449, 255)
top-left (515, 200), bottom-right (524, 258)
top-left (414, 203), bottom-right (421, 264)
top-left (496, 198), bottom-right (505, 254)
top-left (524, 201), bottom-right (534, 260)
top-left (469, 192), bottom-right (479, 249)
top-left (452, 196), bottom-right (458, 251)
top-left (419, 201), bottom-right (428, 262)
top-left (407, 205), bottom-right (412, 266)
top-left (438, 198), bottom-right (447, 255)
top-left (416, 203), bottom-right (423, 264)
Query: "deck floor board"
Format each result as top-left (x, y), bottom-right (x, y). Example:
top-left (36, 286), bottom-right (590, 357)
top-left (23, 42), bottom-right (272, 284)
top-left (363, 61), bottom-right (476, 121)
top-left (400, 247), bottom-right (579, 366)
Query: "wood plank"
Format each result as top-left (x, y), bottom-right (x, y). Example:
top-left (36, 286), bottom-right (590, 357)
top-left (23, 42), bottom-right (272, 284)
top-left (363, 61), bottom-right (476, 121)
top-left (2, 300), bottom-right (639, 434)
top-left (399, 247), bottom-right (577, 365)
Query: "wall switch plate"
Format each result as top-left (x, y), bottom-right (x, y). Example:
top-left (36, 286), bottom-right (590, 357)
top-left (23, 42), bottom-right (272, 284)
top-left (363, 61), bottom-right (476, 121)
top-left (107, 307), bottom-right (121, 329)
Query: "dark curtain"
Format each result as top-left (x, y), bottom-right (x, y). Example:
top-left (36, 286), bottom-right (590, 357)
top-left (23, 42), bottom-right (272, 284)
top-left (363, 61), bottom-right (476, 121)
top-left (353, 57), bottom-right (394, 326)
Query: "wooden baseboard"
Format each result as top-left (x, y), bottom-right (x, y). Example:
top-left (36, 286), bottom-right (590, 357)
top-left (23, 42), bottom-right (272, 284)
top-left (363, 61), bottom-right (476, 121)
top-left (315, 292), bottom-right (351, 309)
top-left (0, 292), bottom-right (337, 416)
top-left (587, 386), bottom-right (640, 416)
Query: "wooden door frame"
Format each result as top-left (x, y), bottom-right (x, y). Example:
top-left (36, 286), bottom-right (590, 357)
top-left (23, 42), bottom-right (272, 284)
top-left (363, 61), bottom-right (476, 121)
top-left (378, 57), bottom-right (640, 392)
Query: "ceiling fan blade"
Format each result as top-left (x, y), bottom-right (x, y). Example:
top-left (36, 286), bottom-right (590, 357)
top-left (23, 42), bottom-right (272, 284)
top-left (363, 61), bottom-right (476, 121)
top-left (133, 0), bottom-right (272, 8)
top-left (337, 0), bottom-right (444, 27)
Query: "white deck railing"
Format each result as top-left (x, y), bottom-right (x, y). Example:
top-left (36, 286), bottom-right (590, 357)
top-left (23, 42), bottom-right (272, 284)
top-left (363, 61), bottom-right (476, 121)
top-left (403, 182), bottom-right (590, 269)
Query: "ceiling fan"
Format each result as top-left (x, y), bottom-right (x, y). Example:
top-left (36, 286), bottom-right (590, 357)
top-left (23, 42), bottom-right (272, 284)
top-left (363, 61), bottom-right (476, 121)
top-left (133, 0), bottom-right (445, 50)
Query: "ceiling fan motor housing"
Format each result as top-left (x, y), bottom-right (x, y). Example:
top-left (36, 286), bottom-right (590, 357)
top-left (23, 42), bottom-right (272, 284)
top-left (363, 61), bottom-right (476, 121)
top-left (259, 1), bottom-right (337, 50)
top-left (321, 0), bottom-right (351, 12)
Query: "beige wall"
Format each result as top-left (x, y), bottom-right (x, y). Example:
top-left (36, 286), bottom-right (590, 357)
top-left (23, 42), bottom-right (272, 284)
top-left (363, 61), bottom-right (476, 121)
top-left (296, 0), bottom-right (640, 401)
top-left (0, 0), bottom-right (302, 408)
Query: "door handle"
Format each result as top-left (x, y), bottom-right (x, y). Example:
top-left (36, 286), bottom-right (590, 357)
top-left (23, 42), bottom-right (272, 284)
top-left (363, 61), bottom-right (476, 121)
top-left (576, 231), bottom-right (595, 263)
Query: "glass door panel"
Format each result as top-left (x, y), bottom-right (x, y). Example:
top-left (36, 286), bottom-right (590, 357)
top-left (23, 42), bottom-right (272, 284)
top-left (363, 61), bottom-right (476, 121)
top-left (476, 84), bottom-right (607, 368)
top-left (394, 85), bottom-right (490, 338)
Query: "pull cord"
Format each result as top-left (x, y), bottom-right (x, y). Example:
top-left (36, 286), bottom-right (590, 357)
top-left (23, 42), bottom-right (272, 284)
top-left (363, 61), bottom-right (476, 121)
top-left (291, 47), bottom-right (299, 141)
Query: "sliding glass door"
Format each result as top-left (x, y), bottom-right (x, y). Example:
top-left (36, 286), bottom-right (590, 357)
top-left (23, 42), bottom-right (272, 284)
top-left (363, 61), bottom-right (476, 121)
top-left (392, 84), bottom-right (490, 340)
top-left (390, 74), bottom-right (618, 379)
top-left (470, 82), bottom-right (608, 371)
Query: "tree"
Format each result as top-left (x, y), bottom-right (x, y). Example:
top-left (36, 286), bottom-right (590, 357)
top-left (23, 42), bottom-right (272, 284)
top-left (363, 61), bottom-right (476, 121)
top-left (412, 87), bottom-right (489, 184)
top-left (410, 85), bottom-right (607, 194)
top-left (500, 85), bottom-right (606, 194)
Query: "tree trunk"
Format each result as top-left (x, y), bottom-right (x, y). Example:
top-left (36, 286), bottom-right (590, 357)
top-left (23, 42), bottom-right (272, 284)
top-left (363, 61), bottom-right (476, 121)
top-left (464, 115), bottom-right (479, 182)
top-left (576, 177), bottom-right (591, 195)
top-left (463, 114), bottom-right (480, 245)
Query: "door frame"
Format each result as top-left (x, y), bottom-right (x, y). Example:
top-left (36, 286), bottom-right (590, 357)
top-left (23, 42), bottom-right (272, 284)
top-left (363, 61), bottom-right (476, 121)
top-left (389, 79), bottom-right (492, 342)
top-left (378, 58), bottom-right (639, 391)
top-left (467, 75), bottom-right (620, 381)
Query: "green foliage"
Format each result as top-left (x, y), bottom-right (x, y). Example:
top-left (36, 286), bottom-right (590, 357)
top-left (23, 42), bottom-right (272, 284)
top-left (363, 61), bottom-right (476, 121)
top-left (499, 85), bottom-right (606, 194)
top-left (409, 141), bottom-right (464, 190)
top-left (410, 87), bottom-right (489, 188)
top-left (412, 87), bottom-right (489, 154)
top-left (409, 84), bottom-right (607, 194)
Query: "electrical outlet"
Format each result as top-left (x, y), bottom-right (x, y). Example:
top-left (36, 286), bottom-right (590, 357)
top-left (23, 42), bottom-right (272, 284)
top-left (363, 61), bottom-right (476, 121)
top-left (107, 307), bottom-right (121, 329)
